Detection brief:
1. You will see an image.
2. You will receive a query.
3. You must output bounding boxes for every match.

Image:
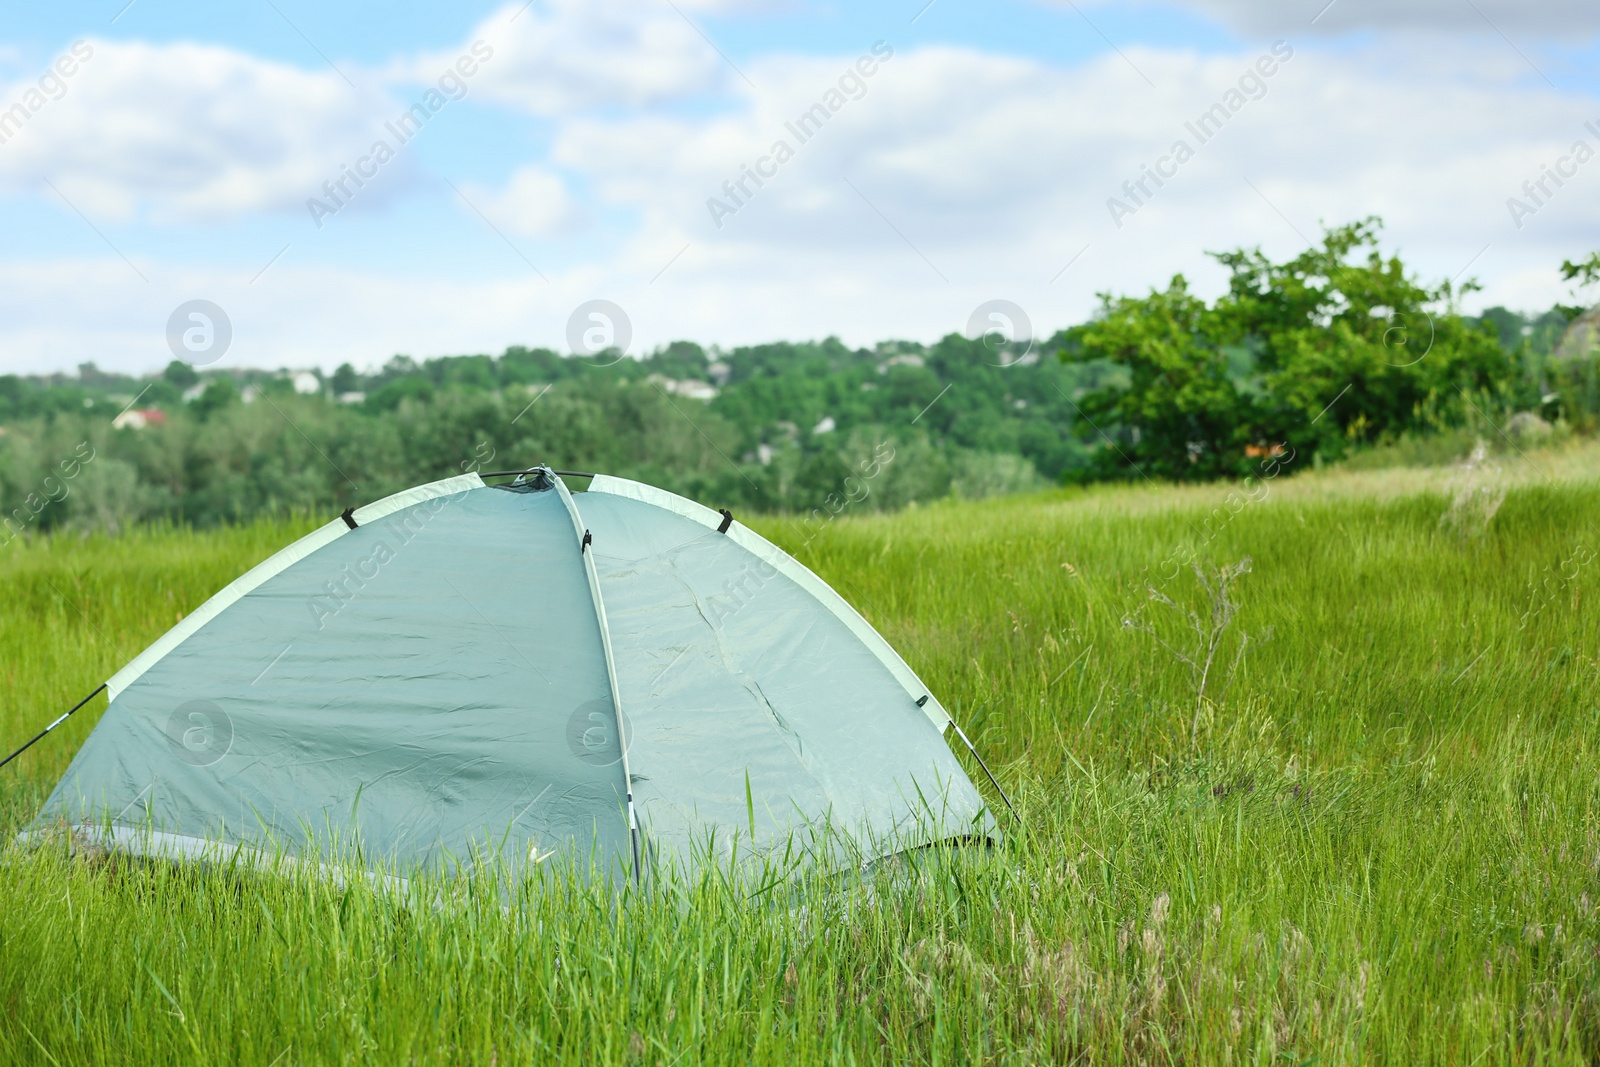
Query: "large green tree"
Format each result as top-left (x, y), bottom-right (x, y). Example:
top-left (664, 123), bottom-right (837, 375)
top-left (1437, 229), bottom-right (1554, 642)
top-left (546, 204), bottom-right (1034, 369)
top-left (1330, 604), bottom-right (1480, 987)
top-left (1057, 219), bottom-right (1516, 480)
top-left (1560, 252), bottom-right (1600, 290)
top-left (1057, 275), bottom-right (1252, 480)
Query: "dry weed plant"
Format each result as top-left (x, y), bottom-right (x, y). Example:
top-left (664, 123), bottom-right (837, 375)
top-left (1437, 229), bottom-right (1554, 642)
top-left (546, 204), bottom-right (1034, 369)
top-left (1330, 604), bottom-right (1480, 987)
top-left (1124, 557), bottom-right (1268, 745)
top-left (1439, 440), bottom-right (1508, 538)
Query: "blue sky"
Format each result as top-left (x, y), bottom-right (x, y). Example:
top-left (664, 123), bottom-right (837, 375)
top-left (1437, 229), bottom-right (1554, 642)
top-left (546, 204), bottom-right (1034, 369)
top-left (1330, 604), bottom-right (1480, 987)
top-left (1, 0), bottom-right (1597, 373)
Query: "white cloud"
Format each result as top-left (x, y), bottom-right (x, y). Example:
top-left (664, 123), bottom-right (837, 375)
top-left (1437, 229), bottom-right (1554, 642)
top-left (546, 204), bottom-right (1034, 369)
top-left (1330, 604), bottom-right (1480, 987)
top-left (462, 165), bottom-right (585, 237)
top-left (550, 38), bottom-right (1600, 318)
top-left (1, 34), bottom-right (1599, 375)
top-left (0, 39), bottom-right (392, 222)
top-left (1078, 0), bottom-right (1600, 37)
top-left (402, 0), bottom-right (727, 117)
top-left (677, 0), bottom-right (801, 10)
top-left (0, 0), bottom-right (794, 235)
top-left (552, 43), bottom-right (1086, 251)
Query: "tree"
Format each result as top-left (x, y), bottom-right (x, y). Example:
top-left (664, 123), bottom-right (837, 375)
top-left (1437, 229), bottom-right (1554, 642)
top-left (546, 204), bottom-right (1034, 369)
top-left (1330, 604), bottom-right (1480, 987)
top-left (1058, 218), bottom-right (1516, 479)
top-left (1560, 252), bottom-right (1600, 288)
top-left (1211, 218), bottom-right (1512, 459)
top-left (1058, 275), bottom-right (1259, 480)
top-left (1558, 253), bottom-right (1600, 319)
top-left (331, 363), bottom-right (362, 395)
top-left (163, 360), bottom-right (199, 390)
top-left (191, 378), bottom-right (239, 420)
top-left (649, 341), bottom-right (710, 381)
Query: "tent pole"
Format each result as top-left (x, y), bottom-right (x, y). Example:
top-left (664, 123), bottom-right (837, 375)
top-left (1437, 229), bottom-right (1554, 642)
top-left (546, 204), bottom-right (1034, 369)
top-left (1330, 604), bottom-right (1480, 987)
top-left (949, 719), bottom-right (1021, 826)
top-left (0, 683), bottom-right (106, 772)
top-left (551, 467), bottom-right (643, 886)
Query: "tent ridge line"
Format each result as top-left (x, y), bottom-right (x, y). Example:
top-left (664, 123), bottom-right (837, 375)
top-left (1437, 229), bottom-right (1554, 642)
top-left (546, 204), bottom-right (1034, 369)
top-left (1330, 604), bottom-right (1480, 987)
top-left (550, 468), bottom-right (642, 884)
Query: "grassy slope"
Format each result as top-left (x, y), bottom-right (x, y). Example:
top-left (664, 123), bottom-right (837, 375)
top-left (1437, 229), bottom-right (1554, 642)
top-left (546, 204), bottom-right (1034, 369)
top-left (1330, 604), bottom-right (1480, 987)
top-left (1, 444), bottom-right (1598, 1063)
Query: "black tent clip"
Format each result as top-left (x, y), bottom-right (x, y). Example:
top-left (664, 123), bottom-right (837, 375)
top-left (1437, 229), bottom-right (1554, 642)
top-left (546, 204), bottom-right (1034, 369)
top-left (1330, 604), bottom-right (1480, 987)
top-left (340, 507), bottom-right (358, 529)
top-left (717, 509), bottom-right (734, 534)
top-left (581, 529), bottom-right (593, 553)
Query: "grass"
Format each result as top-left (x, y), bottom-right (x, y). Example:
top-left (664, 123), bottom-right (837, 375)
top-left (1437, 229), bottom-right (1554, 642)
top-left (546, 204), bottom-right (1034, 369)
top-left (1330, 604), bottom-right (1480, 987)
top-left (1, 441), bottom-right (1599, 1063)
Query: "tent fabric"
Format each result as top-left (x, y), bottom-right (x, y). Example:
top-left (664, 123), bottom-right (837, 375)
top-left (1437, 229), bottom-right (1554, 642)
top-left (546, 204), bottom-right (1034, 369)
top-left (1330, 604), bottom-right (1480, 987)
top-left (586, 474), bottom-right (953, 732)
top-left (40, 479), bottom-right (631, 873)
top-left (577, 483), bottom-right (985, 862)
top-left (105, 473), bottom-right (488, 701)
top-left (30, 470), bottom-right (991, 876)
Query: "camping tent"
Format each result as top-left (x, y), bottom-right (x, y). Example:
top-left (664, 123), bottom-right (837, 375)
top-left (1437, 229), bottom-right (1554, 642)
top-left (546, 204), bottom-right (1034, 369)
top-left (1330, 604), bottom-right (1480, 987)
top-left (28, 468), bottom-right (996, 879)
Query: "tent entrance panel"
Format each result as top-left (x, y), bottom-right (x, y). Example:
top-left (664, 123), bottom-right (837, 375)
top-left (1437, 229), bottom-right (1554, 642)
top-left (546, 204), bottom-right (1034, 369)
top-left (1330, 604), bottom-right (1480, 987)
top-left (35, 484), bottom-right (630, 873)
top-left (575, 489), bottom-right (990, 866)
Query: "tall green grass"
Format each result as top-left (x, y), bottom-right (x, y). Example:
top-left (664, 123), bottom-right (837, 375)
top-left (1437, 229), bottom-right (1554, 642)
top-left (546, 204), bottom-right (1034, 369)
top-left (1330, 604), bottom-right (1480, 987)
top-left (1, 449), bottom-right (1598, 1064)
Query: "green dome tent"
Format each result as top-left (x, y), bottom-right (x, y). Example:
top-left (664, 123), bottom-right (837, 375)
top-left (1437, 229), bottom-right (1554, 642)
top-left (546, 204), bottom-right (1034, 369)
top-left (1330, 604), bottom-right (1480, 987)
top-left (24, 468), bottom-right (999, 880)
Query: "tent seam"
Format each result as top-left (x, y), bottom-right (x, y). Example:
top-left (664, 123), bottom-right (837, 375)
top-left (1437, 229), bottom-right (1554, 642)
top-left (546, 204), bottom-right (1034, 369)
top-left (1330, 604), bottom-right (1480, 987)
top-left (551, 470), bottom-right (641, 883)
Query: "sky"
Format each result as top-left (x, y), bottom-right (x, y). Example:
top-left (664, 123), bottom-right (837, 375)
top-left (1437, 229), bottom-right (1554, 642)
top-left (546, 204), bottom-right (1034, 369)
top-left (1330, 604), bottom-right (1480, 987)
top-left (0, 0), bottom-right (1597, 375)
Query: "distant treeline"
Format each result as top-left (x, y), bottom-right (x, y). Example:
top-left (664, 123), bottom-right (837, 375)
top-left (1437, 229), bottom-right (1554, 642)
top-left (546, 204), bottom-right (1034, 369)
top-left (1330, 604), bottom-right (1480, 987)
top-left (0, 334), bottom-right (1101, 532)
top-left (0, 218), bottom-right (1595, 532)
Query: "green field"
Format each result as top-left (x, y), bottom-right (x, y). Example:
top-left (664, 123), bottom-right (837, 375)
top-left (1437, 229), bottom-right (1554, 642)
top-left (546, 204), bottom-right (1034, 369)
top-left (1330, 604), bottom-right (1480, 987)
top-left (2, 443), bottom-right (1599, 1064)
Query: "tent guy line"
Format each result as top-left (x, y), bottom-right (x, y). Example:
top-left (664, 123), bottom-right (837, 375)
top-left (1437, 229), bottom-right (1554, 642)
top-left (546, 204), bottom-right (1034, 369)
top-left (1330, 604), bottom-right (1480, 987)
top-left (0, 683), bottom-right (106, 772)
